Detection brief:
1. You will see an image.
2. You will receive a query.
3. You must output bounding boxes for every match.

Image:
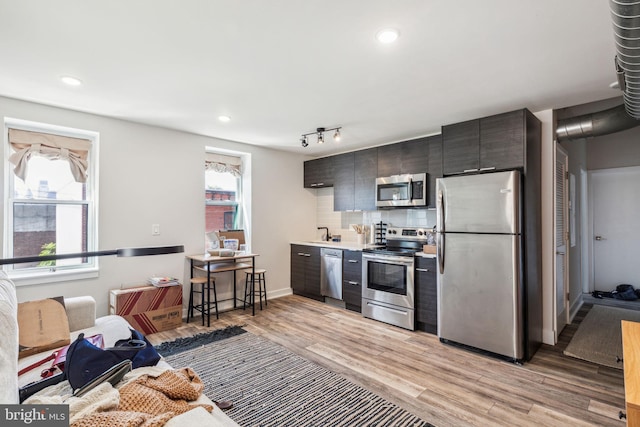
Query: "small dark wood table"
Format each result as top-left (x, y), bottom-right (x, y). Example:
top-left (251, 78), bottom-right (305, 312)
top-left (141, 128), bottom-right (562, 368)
top-left (186, 252), bottom-right (259, 326)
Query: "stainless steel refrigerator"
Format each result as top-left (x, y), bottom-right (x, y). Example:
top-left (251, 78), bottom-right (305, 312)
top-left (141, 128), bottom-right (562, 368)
top-left (436, 170), bottom-right (526, 361)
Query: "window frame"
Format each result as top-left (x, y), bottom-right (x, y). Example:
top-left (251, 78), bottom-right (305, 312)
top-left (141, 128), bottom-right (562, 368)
top-left (204, 148), bottom-right (249, 242)
top-left (3, 117), bottom-right (100, 285)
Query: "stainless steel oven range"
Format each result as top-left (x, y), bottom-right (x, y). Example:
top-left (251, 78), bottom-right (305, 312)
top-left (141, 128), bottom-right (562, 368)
top-left (361, 226), bottom-right (429, 330)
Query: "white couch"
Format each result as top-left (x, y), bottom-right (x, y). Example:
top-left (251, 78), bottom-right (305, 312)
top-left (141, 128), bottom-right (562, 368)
top-left (0, 271), bottom-right (238, 426)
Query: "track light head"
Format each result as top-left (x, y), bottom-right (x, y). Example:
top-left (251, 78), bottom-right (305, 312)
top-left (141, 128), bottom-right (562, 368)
top-left (300, 126), bottom-right (341, 148)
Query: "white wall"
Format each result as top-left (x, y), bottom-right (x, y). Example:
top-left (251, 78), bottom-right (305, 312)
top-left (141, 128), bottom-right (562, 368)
top-left (587, 126), bottom-right (640, 170)
top-left (0, 96), bottom-right (316, 316)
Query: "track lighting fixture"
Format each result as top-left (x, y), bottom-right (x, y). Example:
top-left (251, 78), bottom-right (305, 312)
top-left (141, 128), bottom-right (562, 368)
top-left (300, 126), bottom-right (342, 147)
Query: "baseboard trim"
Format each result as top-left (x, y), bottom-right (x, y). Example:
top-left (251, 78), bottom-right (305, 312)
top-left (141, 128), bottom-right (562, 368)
top-left (542, 328), bottom-right (556, 346)
top-left (569, 297), bottom-right (584, 323)
top-left (180, 287), bottom-right (294, 319)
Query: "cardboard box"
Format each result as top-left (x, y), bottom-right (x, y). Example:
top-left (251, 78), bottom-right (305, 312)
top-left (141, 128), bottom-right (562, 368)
top-left (110, 285), bottom-right (182, 334)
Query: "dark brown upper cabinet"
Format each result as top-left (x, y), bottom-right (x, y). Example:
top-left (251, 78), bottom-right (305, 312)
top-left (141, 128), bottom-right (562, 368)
top-left (377, 137), bottom-right (429, 177)
top-left (442, 119), bottom-right (480, 175)
top-left (304, 157), bottom-right (334, 188)
top-left (425, 135), bottom-right (443, 208)
top-left (401, 137), bottom-right (430, 175)
top-left (377, 143), bottom-right (403, 176)
top-left (332, 152), bottom-right (355, 211)
top-left (354, 148), bottom-right (378, 211)
top-left (442, 109), bottom-right (531, 176)
top-left (333, 148), bottom-right (378, 212)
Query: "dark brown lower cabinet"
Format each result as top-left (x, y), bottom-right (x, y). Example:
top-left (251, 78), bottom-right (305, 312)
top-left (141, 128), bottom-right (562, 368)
top-left (342, 250), bottom-right (362, 312)
top-left (415, 256), bottom-right (437, 334)
top-left (290, 244), bottom-right (322, 301)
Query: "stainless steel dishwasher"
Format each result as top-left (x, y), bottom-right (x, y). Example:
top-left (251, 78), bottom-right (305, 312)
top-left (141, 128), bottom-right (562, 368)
top-left (320, 248), bottom-right (343, 300)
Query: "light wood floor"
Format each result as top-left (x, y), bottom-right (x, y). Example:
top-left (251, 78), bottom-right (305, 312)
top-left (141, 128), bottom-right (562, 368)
top-left (147, 296), bottom-right (625, 427)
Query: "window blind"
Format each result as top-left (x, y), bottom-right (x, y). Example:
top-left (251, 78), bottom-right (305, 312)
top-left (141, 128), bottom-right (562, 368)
top-left (8, 128), bottom-right (91, 183)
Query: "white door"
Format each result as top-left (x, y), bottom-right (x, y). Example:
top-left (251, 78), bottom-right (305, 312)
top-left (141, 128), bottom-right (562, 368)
top-left (590, 166), bottom-right (640, 290)
top-left (555, 145), bottom-right (569, 336)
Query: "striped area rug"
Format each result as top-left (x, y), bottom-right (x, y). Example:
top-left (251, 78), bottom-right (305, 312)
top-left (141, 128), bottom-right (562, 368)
top-left (163, 331), bottom-right (431, 427)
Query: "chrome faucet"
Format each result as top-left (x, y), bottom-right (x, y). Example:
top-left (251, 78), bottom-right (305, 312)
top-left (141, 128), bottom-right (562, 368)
top-left (317, 227), bottom-right (331, 242)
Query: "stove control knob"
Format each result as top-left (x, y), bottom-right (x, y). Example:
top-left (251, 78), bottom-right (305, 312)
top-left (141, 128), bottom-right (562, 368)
top-left (418, 230), bottom-right (424, 236)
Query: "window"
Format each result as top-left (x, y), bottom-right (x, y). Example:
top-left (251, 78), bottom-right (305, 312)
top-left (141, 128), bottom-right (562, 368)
top-left (3, 118), bottom-right (98, 281)
top-left (205, 152), bottom-right (243, 233)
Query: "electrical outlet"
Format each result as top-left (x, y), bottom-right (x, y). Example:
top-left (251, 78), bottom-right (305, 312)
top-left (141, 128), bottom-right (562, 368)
top-left (152, 224), bottom-right (160, 235)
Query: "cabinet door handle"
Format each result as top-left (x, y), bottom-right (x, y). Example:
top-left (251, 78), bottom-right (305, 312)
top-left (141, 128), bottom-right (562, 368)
top-left (416, 268), bottom-right (431, 272)
top-left (297, 252), bottom-right (306, 256)
top-left (479, 167), bottom-right (496, 171)
top-left (463, 168), bottom-right (479, 173)
top-left (347, 281), bottom-right (359, 285)
top-left (347, 260), bottom-right (359, 263)
top-left (304, 253), bottom-right (311, 257)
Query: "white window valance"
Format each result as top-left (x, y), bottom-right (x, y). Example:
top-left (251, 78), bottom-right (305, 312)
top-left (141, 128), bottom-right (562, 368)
top-left (205, 152), bottom-right (242, 177)
top-left (8, 128), bottom-right (91, 183)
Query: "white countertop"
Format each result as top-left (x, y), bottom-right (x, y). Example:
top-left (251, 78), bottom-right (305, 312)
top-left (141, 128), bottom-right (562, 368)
top-left (291, 241), bottom-right (438, 257)
top-left (416, 252), bottom-right (437, 258)
top-left (290, 240), bottom-right (381, 251)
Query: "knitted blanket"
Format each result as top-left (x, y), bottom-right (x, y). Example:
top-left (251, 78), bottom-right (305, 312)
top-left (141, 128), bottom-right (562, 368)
top-left (25, 367), bottom-right (213, 427)
top-left (71, 367), bottom-right (213, 427)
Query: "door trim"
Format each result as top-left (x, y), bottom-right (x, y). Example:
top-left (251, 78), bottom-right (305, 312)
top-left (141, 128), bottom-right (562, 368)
top-left (587, 165), bottom-right (640, 293)
top-left (554, 144), bottom-right (570, 342)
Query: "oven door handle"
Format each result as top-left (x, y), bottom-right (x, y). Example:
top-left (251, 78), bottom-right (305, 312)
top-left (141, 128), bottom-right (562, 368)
top-left (362, 254), bottom-right (414, 266)
top-left (366, 301), bottom-right (409, 316)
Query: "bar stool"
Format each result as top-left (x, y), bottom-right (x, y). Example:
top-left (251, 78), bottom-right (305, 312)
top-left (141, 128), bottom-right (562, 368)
top-left (243, 269), bottom-right (267, 310)
top-left (187, 276), bottom-right (218, 326)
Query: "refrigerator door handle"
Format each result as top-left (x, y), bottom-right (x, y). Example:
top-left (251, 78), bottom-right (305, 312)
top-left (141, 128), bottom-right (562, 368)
top-left (437, 188), bottom-right (445, 273)
top-left (438, 189), bottom-right (445, 233)
top-left (438, 231), bottom-right (445, 273)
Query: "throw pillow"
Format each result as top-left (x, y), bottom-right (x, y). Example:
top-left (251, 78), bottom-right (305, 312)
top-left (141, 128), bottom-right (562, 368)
top-left (18, 296), bottom-right (70, 358)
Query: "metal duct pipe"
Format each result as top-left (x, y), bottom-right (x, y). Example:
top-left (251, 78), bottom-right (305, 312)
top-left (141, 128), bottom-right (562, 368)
top-left (611, 0), bottom-right (640, 118)
top-left (556, 104), bottom-right (640, 140)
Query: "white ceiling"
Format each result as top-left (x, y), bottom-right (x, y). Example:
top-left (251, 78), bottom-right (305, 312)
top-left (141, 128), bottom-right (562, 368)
top-left (0, 0), bottom-right (619, 157)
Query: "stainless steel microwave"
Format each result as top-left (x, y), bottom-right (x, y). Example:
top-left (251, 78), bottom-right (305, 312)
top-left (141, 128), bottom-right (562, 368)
top-left (375, 173), bottom-right (427, 208)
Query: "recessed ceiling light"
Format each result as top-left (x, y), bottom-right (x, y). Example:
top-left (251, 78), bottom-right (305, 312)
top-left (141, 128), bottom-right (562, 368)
top-left (376, 28), bottom-right (399, 44)
top-left (218, 115), bottom-right (231, 123)
top-left (60, 76), bottom-right (82, 86)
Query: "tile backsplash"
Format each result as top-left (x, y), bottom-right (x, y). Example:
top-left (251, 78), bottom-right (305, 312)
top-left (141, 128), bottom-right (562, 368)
top-left (315, 187), bottom-right (436, 242)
